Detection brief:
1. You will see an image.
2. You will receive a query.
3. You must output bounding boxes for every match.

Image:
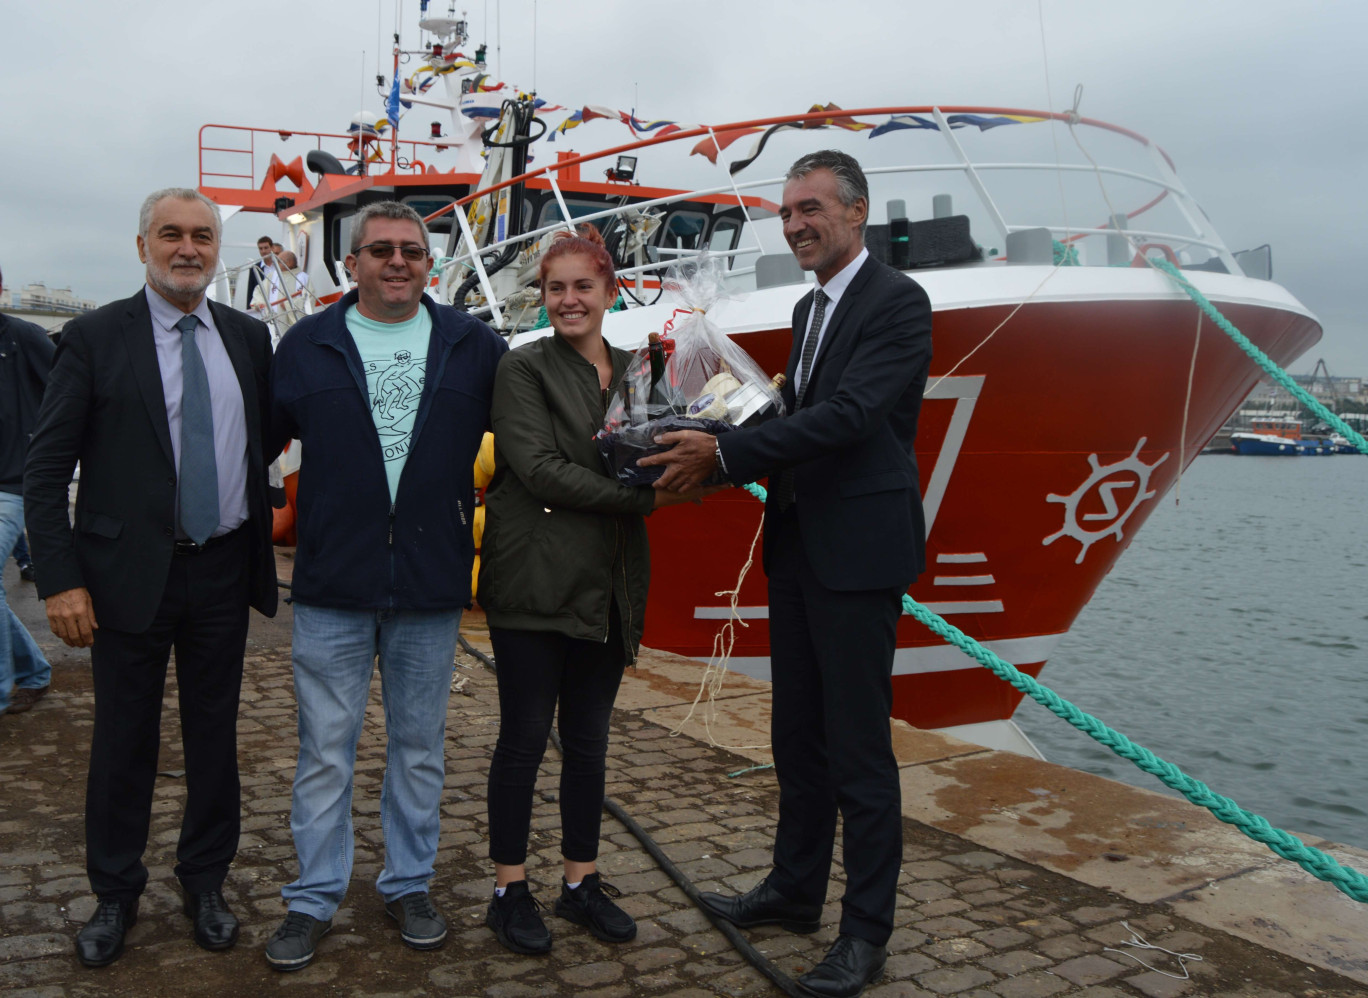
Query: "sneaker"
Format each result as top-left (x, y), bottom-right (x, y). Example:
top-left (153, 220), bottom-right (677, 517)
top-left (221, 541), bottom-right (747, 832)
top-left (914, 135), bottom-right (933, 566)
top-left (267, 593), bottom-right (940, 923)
top-left (384, 891), bottom-right (446, 950)
top-left (18, 563), bottom-right (35, 582)
top-left (485, 880), bottom-right (551, 955)
top-left (8, 685), bottom-right (49, 714)
top-left (553, 872), bottom-right (636, 943)
top-left (264, 911), bottom-right (332, 971)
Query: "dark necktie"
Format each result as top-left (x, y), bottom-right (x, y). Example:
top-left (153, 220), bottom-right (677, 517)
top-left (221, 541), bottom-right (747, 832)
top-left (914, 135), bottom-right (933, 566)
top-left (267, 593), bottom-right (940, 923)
top-left (176, 315), bottom-right (220, 545)
top-left (771, 288), bottom-right (829, 511)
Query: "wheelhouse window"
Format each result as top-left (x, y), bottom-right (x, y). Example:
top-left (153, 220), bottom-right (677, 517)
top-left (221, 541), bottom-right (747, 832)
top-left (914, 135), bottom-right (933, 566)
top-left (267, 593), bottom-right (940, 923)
top-left (708, 218), bottom-right (741, 265)
top-left (660, 211), bottom-right (707, 251)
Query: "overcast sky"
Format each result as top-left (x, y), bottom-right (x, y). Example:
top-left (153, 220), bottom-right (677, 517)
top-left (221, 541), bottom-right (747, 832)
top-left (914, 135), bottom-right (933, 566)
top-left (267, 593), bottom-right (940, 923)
top-left (4, 0), bottom-right (1364, 373)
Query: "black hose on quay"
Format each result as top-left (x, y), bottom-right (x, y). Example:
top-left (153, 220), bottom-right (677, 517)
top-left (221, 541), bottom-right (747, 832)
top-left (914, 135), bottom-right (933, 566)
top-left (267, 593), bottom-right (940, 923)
top-left (457, 633), bottom-right (805, 997)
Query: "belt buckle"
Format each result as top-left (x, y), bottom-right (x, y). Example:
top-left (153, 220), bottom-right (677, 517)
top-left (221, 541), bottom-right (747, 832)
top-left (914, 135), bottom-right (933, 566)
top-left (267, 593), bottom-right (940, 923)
top-left (174, 539), bottom-right (202, 555)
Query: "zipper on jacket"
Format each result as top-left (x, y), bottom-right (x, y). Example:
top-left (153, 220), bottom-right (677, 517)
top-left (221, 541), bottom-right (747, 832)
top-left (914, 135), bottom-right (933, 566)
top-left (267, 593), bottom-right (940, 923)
top-left (604, 517), bottom-right (622, 643)
top-left (620, 519), bottom-right (635, 664)
top-left (387, 502), bottom-right (396, 547)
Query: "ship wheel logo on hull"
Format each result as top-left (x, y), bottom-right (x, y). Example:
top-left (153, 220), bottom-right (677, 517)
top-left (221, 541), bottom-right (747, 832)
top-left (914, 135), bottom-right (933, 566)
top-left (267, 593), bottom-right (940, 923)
top-left (1043, 438), bottom-right (1169, 564)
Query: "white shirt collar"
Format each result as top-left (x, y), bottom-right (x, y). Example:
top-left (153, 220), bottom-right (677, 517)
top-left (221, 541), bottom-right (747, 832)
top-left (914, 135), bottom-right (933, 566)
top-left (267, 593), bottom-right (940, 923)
top-left (145, 285), bottom-right (214, 333)
top-left (814, 246), bottom-right (869, 304)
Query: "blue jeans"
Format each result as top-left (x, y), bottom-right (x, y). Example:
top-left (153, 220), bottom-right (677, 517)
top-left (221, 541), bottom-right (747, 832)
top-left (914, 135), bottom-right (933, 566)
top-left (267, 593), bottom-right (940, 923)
top-left (282, 602), bottom-right (460, 920)
top-left (0, 491), bottom-right (50, 713)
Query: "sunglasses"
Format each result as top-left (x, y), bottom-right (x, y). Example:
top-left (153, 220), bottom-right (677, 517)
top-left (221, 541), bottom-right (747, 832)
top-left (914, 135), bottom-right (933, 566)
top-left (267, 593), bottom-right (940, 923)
top-left (355, 242), bottom-right (430, 262)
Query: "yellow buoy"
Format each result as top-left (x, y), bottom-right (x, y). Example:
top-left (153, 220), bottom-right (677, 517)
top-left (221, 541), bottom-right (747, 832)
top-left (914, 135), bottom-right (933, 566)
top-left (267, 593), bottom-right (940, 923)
top-left (470, 553), bottom-right (480, 598)
top-left (475, 432), bottom-right (496, 484)
top-left (472, 504), bottom-right (486, 549)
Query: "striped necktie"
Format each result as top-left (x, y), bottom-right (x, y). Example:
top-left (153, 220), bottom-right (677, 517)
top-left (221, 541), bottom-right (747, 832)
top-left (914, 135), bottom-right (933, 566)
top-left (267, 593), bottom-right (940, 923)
top-left (771, 288), bottom-right (829, 511)
top-left (176, 315), bottom-right (220, 546)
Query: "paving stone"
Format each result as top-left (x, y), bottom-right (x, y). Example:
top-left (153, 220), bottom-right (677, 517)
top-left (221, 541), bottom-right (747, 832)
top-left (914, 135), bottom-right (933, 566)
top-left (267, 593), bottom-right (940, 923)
top-left (1051, 952), bottom-right (1132, 985)
top-left (1068, 903), bottom-right (1132, 926)
top-left (1012, 915), bottom-right (1074, 938)
top-left (973, 926), bottom-right (1034, 950)
top-left (905, 880), bottom-right (956, 902)
top-left (557, 960), bottom-right (625, 987)
top-left (976, 948), bottom-right (1053, 975)
top-left (914, 963), bottom-right (997, 993)
top-left (1125, 971), bottom-right (1197, 997)
top-left (622, 945), bottom-right (687, 971)
top-left (885, 951), bottom-right (941, 977)
top-left (924, 936), bottom-right (992, 964)
top-left (903, 860), bottom-right (962, 880)
top-left (1035, 932), bottom-right (1098, 960)
top-left (988, 971), bottom-right (1070, 997)
top-left (945, 852), bottom-right (1009, 872)
top-left (0, 932), bottom-right (69, 960)
top-left (915, 915), bottom-right (984, 939)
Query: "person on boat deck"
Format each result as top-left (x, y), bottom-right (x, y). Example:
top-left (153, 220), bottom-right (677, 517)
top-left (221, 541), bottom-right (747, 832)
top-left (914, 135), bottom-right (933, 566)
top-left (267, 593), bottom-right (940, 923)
top-left (259, 251), bottom-right (311, 345)
top-left (639, 149), bottom-right (933, 998)
top-left (265, 201), bottom-right (506, 971)
top-left (478, 225), bottom-right (714, 955)
top-left (245, 235), bottom-right (277, 314)
top-left (23, 189), bottom-right (279, 968)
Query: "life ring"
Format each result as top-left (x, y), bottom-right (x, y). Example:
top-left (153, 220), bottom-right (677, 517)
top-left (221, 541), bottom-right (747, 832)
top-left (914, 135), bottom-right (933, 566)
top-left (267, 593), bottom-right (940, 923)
top-left (1130, 243), bottom-right (1180, 267)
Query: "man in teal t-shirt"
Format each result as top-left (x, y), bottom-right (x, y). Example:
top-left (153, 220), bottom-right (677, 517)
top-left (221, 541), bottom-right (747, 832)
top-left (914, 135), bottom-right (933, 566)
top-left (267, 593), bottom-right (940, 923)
top-left (267, 202), bottom-right (471, 972)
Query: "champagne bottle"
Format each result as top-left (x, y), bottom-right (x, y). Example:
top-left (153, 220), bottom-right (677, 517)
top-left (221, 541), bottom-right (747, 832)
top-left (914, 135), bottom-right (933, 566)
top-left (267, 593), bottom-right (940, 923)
top-left (726, 372), bottom-right (787, 427)
top-left (647, 332), bottom-right (666, 388)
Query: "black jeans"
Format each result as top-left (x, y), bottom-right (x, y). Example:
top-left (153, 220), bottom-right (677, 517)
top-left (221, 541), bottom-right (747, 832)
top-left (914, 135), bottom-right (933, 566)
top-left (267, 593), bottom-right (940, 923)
top-left (486, 616), bottom-right (625, 866)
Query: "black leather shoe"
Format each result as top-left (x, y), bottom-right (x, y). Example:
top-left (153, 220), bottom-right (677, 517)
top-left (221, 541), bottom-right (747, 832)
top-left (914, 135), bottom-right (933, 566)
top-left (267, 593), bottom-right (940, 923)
top-left (697, 876), bottom-right (821, 933)
top-left (796, 934), bottom-right (887, 998)
top-left (182, 889), bottom-right (239, 951)
top-left (75, 897), bottom-right (138, 968)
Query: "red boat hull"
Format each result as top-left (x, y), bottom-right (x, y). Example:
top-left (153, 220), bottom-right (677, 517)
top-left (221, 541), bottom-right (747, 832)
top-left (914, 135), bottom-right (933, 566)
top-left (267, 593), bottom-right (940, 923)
top-left (637, 277), bottom-right (1320, 730)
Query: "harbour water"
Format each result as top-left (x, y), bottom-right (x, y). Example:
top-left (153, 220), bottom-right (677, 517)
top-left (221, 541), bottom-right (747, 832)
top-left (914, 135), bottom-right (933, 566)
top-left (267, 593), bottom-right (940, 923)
top-left (1016, 451), bottom-right (1368, 849)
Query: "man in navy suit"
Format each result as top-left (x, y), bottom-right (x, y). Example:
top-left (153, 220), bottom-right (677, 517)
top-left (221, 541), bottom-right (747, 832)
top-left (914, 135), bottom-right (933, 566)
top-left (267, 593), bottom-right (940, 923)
top-left (642, 149), bottom-right (932, 998)
top-left (25, 188), bottom-right (277, 968)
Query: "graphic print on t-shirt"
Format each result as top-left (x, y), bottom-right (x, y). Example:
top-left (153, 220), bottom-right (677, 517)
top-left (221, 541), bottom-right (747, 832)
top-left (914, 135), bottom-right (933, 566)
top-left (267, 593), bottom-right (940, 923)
top-left (364, 348), bottom-right (426, 464)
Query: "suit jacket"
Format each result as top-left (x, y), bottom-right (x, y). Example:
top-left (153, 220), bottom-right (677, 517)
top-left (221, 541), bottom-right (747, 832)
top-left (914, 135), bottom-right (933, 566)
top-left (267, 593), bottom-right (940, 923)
top-left (718, 255), bottom-right (933, 592)
top-left (0, 311), bottom-right (55, 495)
top-left (24, 288), bottom-right (278, 633)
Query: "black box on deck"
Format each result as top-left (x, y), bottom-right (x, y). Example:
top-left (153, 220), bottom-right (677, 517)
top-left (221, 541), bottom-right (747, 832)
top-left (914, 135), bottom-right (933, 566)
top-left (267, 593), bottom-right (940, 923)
top-left (867, 215), bottom-right (981, 270)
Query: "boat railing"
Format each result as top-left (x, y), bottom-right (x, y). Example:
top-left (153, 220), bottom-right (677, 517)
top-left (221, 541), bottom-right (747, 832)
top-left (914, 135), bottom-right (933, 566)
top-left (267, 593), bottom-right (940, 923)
top-left (431, 105), bottom-right (1244, 323)
top-left (198, 123), bottom-right (471, 202)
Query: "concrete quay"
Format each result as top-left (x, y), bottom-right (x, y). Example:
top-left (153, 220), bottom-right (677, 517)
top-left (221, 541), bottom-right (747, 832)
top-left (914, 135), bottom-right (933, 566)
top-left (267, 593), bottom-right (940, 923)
top-left (1, 560), bottom-right (1365, 997)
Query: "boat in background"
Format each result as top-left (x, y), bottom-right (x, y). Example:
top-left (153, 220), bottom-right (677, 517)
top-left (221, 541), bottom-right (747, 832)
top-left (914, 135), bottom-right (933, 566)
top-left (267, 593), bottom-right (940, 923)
top-left (1230, 415), bottom-right (1308, 455)
top-left (198, 12), bottom-right (1322, 756)
top-left (1226, 414), bottom-right (1353, 455)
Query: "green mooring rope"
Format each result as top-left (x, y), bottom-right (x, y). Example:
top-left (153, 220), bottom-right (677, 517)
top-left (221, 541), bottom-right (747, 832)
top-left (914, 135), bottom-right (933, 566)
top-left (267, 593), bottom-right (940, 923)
top-left (740, 475), bottom-right (1368, 901)
top-left (1150, 258), bottom-right (1368, 455)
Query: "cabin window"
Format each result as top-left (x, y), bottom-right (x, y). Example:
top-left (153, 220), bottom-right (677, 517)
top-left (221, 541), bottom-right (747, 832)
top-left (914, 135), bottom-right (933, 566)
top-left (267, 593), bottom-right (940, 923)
top-left (403, 196), bottom-right (456, 235)
top-left (708, 218), bottom-right (741, 264)
top-left (660, 211), bottom-right (708, 251)
top-left (538, 199), bottom-right (605, 231)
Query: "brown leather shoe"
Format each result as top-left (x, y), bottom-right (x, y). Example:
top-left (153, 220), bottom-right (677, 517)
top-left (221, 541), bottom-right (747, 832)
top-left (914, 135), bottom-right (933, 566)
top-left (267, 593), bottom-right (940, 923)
top-left (8, 685), bottom-right (48, 714)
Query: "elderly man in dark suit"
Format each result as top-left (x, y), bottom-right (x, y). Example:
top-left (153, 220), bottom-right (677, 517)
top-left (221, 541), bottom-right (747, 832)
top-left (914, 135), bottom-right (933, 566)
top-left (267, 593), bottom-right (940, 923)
top-left (641, 149), bottom-right (933, 998)
top-left (25, 187), bottom-right (277, 968)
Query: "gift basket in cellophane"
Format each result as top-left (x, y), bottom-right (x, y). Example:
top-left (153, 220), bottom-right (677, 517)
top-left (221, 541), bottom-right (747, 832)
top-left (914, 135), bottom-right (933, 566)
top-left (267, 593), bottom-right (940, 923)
top-left (595, 255), bottom-right (786, 486)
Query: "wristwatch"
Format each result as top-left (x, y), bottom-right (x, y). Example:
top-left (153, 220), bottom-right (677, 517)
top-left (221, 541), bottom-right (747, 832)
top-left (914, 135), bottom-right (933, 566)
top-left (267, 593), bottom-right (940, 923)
top-left (714, 439), bottom-right (728, 478)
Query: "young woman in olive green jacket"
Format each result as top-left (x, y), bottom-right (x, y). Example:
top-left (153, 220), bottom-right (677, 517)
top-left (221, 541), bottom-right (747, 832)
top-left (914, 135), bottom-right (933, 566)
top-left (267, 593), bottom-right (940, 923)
top-left (478, 226), bottom-right (711, 955)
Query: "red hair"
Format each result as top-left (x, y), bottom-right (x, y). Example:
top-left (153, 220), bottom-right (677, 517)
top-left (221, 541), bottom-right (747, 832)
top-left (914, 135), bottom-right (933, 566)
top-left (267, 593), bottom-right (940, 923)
top-left (538, 223), bottom-right (616, 291)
